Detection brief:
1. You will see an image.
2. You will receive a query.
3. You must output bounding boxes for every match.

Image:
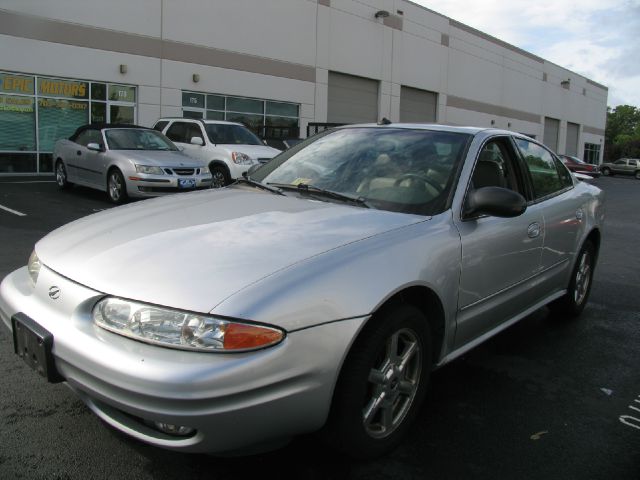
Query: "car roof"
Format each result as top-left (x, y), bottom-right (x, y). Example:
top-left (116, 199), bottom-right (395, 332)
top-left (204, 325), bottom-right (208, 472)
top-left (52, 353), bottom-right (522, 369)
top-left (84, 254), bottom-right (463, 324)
top-left (157, 117), bottom-right (245, 127)
top-left (335, 122), bottom-right (500, 135)
top-left (70, 123), bottom-right (149, 140)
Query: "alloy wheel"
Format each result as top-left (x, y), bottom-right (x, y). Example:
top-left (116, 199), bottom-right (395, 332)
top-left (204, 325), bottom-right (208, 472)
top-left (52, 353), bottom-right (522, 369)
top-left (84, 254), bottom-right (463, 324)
top-left (363, 328), bottom-right (422, 439)
top-left (573, 250), bottom-right (592, 306)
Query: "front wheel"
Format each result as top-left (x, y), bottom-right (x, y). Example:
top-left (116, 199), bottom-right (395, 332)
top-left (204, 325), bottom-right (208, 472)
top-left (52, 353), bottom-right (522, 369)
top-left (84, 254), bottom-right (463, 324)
top-left (210, 164), bottom-right (231, 188)
top-left (107, 169), bottom-right (128, 204)
top-left (549, 240), bottom-right (596, 317)
top-left (323, 304), bottom-right (432, 459)
top-left (635, 170), bottom-right (640, 180)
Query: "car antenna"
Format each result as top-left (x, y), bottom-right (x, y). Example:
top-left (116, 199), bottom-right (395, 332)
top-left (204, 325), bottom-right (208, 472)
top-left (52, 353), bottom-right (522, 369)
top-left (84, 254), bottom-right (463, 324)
top-left (378, 117), bottom-right (392, 125)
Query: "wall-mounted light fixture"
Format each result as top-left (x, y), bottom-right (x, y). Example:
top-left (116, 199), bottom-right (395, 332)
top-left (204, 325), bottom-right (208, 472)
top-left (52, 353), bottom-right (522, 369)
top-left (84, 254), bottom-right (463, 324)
top-left (507, 122), bottom-right (512, 128)
top-left (374, 10), bottom-right (390, 18)
top-left (491, 119), bottom-right (495, 125)
top-left (561, 79), bottom-right (571, 88)
top-left (119, 64), bottom-right (127, 74)
top-left (192, 74), bottom-right (200, 83)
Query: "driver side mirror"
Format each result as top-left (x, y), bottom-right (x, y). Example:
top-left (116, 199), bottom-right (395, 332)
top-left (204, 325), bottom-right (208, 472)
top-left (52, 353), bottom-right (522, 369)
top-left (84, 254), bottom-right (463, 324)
top-left (190, 136), bottom-right (205, 146)
top-left (87, 142), bottom-right (104, 152)
top-left (464, 186), bottom-right (527, 218)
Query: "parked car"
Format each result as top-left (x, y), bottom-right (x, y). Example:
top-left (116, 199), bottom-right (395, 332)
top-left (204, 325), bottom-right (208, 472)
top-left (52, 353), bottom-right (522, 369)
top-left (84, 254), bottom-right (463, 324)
top-left (1, 124), bottom-right (604, 459)
top-left (600, 158), bottom-right (640, 178)
top-left (153, 118), bottom-right (281, 188)
top-left (53, 124), bottom-right (212, 204)
top-left (559, 154), bottom-right (601, 178)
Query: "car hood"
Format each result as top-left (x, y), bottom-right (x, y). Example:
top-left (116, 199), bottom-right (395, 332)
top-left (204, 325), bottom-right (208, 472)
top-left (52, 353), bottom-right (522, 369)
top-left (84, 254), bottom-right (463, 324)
top-left (36, 188), bottom-right (426, 317)
top-left (113, 150), bottom-right (204, 167)
top-left (218, 144), bottom-right (281, 159)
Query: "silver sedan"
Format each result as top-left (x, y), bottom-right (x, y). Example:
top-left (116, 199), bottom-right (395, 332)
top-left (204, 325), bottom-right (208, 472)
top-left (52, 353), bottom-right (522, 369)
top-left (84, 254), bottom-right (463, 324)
top-left (53, 125), bottom-right (212, 203)
top-left (1, 124), bottom-right (604, 458)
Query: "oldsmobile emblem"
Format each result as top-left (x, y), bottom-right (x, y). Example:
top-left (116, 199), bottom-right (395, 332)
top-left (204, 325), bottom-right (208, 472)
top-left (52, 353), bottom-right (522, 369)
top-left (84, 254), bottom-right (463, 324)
top-left (49, 286), bottom-right (60, 300)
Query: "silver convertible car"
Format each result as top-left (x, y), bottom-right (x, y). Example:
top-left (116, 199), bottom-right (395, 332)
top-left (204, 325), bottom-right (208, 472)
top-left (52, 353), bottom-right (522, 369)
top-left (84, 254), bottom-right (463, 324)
top-left (1, 124), bottom-right (604, 458)
top-left (53, 124), bottom-right (213, 203)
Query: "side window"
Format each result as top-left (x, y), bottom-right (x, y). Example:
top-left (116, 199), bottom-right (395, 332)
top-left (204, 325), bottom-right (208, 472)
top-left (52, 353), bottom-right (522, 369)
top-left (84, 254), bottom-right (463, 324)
top-left (165, 122), bottom-right (188, 142)
top-left (614, 159), bottom-right (626, 165)
top-left (471, 139), bottom-right (522, 193)
top-left (515, 138), bottom-right (566, 199)
top-left (553, 155), bottom-right (573, 188)
top-left (153, 121), bottom-right (169, 132)
top-left (75, 130), bottom-right (101, 147)
top-left (186, 123), bottom-right (205, 143)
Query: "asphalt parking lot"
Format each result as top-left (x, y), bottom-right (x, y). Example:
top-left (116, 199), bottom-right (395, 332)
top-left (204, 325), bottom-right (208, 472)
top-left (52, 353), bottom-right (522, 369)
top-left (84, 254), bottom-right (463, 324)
top-left (0, 176), bottom-right (639, 479)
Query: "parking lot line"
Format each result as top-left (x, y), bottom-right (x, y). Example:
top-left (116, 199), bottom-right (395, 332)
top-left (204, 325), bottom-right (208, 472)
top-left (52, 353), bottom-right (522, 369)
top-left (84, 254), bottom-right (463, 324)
top-left (0, 203), bottom-right (27, 216)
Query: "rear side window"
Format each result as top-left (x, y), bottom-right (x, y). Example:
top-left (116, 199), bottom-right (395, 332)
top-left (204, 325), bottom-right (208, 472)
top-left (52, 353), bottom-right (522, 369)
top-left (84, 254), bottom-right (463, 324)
top-left (515, 138), bottom-right (569, 199)
top-left (153, 121), bottom-right (169, 132)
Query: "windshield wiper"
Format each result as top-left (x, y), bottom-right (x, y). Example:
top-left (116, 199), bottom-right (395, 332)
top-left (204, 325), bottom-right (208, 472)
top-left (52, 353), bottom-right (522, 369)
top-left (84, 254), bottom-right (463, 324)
top-left (235, 177), bottom-right (285, 195)
top-left (267, 183), bottom-right (371, 208)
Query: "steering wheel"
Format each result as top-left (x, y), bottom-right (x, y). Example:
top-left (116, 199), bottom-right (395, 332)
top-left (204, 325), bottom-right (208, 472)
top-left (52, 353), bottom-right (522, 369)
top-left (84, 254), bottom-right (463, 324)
top-left (393, 174), bottom-right (444, 194)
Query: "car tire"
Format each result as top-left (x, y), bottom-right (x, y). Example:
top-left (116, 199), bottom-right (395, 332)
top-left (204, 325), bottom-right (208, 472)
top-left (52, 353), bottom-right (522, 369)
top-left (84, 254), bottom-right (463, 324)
top-left (55, 160), bottom-right (71, 189)
top-left (601, 167), bottom-right (611, 176)
top-left (210, 164), bottom-right (230, 188)
top-left (635, 170), bottom-right (640, 180)
top-left (549, 240), bottom-right (596, 317)
top-left (323, 303), bottom-right (432, 459)
top-left (107, 169), bottom-right (128, 204)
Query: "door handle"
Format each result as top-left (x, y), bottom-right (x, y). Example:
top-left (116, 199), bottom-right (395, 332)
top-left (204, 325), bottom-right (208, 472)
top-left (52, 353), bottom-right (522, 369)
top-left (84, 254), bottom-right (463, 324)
top-left (76, 150), bottom-right (82, 156)
top-left (527, 222), bottom-right (541, 238)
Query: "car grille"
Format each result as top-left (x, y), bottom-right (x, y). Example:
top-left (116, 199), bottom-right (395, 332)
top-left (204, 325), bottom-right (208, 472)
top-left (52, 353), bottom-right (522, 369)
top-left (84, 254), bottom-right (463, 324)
top-left (164, 168), bottom-right (198, 175)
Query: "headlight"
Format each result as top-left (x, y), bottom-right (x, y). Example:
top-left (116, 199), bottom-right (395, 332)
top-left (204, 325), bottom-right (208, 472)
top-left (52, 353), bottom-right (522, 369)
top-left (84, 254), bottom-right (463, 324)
top-left (231, 152), bottom-right (253, 165)
top-left (135, 165), bottom-right (165, 175)
top-left (200, 166), bottom-right (210, 175)
top-left (93, 297), bottom-right (284, 352)
top-left (27, 250), bottom-right (41, 286)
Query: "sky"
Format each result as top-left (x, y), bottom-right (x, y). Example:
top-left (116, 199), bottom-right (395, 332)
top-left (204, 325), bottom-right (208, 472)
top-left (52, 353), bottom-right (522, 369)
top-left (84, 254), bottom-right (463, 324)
top-left (413, 0), bottom-right (640, 108)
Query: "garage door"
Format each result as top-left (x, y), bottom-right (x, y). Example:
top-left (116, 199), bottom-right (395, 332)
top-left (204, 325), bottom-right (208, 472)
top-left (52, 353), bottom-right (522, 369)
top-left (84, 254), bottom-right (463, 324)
top-left (327, 72), bottom-right (379, 124)
top-left (566, 122), bottom-right (579, 156)
top-left (543, 117), bottom-right (560, 151)
top-left (400, 86), bottom-right (437, 122)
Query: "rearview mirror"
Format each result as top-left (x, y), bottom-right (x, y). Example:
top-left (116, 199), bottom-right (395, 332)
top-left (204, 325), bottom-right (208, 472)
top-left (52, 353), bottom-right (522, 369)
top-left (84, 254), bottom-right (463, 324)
top-left (190, 136), bottom-right (204, 146)
top-left (464, 186), bottom-right (527, 218)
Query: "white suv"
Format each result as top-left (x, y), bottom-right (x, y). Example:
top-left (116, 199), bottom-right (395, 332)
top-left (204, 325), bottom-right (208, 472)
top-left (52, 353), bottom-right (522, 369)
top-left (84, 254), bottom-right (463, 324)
top-left (154, 118), bottom-right (281, 187)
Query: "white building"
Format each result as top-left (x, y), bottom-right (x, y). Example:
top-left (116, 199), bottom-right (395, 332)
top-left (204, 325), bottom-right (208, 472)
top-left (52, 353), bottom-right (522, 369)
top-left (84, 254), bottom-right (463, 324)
top-left (0, 0), bottom-right (608, 175)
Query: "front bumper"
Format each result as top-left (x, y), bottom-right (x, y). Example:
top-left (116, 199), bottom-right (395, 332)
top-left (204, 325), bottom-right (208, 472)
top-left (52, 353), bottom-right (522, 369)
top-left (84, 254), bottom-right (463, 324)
top-left (0, 265), bottom-right (366, 453)
top-left (127, 174), bottom-right (213, 198)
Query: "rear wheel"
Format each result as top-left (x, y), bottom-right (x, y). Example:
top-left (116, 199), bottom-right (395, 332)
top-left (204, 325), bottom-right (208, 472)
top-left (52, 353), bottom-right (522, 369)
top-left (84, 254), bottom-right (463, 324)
top-left (601, 167), bottom-right (611, 176)
top-left (635, 170), bottom-right (640, 179)
top-left (323, 304), bottom-right (432, 459)
top-left (107, 169), bottom-right (128, 204)
top-left (55, 161), bottom-right (71, 189)
top-left (549, 240), bottom-right (596, 317)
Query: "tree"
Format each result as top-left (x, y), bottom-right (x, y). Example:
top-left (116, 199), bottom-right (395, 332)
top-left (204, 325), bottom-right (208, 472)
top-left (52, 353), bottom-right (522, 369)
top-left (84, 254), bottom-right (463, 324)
top-left (604, 105), bottom-right (640, 161)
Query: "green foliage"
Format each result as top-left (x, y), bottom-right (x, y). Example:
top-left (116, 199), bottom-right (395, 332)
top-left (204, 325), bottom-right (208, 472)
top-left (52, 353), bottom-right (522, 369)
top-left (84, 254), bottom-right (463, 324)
top-left (605, 105), bottom-right (640, 161)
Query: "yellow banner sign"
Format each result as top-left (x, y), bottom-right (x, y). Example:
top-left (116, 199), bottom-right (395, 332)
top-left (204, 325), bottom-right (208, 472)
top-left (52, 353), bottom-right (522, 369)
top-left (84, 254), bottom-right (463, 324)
top-left (0, 74), bottom-right (35, 95)
top-left (38, 78), bottom-right (88, 99)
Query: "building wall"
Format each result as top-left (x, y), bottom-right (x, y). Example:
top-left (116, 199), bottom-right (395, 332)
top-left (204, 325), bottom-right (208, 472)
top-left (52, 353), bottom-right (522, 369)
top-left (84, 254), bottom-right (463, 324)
top-left (0, 0), bottom-right (608, 174)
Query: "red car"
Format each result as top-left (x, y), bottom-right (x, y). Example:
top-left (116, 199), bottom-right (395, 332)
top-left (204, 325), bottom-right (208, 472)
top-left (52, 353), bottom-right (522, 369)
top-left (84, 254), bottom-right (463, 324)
top-left (559, 155), bottom-right (601, 178)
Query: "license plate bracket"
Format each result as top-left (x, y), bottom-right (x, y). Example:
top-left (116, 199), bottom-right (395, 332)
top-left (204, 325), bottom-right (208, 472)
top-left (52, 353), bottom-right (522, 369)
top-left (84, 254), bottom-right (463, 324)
top-left (12, 313), bottom-right (63, 383)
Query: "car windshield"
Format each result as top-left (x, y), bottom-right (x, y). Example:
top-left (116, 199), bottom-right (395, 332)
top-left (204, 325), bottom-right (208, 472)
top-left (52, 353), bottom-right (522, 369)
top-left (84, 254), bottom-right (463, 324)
top-left (205, 124), bottom-right (263, 145)
top-left (250, 127), bottom-right (471, 216)
top-left (104, 129), bottom-right (178, 151)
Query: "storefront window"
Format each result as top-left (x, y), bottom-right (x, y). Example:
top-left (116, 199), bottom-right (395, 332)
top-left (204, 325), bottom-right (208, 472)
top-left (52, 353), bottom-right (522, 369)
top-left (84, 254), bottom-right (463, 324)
top-left (38, 98), bottom-right (89, 152)
top-left (182, 90), bottom-right (300, 140)
top-left (0, 71), bottom-right (137, 174)
top-left (110, 105), bottom-right (134, 124)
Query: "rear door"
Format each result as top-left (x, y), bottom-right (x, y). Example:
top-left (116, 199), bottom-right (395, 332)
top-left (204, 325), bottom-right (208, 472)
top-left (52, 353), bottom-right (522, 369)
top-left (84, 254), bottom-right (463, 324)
top-left (514, 137), bottom-right (582, 296)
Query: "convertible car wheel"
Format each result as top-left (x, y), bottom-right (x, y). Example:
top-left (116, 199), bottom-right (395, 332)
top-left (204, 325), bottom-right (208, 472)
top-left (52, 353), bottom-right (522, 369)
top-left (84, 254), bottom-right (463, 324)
top-left (324, 304), bottom-right (432, 459)
top-left (55, 161), bottom-right (71, 189)
top-left (550, 240), bottom-right (595, 317)
top-left (107, 169), bottom-right (128, 204)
